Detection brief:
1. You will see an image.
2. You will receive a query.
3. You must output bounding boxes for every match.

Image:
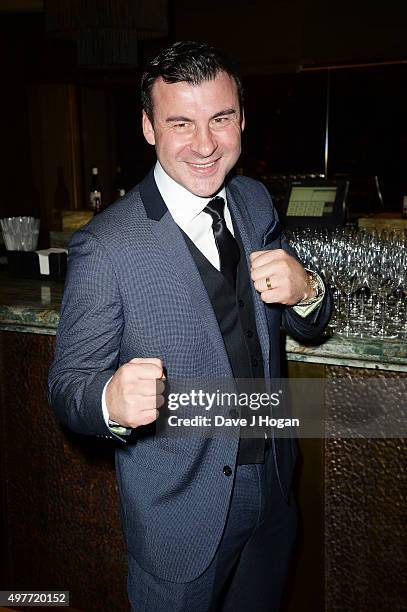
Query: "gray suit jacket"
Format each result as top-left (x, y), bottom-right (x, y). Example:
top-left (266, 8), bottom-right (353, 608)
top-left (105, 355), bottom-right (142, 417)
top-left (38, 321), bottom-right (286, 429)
top-left (48, 170), bottom-right (331, 582)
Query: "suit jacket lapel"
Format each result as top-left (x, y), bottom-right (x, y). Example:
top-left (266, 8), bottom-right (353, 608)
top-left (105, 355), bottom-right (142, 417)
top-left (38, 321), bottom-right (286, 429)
top-left (139, 170), bottom-right (232, 376)
top-left (227, 182), bottom-right (271, 375)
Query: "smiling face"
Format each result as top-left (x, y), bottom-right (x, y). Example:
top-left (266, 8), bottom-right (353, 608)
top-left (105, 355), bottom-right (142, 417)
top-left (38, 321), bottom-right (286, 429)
top-left (142, 71), bottom-right (245, 197)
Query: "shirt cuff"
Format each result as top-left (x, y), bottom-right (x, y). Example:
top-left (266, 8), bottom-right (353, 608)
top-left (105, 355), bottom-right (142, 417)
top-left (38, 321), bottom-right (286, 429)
top-left (102, 378), bottom-right (132, 436)
top-left (292, 270), bottom-right (325, 318)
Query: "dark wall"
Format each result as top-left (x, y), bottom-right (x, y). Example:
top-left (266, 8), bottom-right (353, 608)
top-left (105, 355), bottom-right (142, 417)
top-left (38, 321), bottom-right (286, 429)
top-left (240, 63), bottom-right (406, 210)
top-left (329, 65), bottom-right (406, 209)
top-left (113, 89), bottom-right (156, 190)
top-left (1, 4), bottom-right (406, 226)
top-left (242, 71), bottom-right (327, 175)
top-left (174, 0), bottom-right (407, 73)
top-left (0, 14), bottom-right (41, 219)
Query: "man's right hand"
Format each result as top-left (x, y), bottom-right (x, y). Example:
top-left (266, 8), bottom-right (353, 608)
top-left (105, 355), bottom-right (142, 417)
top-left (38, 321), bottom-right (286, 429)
top-left (105, 358), bottom-right (165, 428)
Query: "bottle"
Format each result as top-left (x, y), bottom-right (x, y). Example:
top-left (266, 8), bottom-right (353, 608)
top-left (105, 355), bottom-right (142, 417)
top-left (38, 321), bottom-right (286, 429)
top-left (89, 167), bottom-right (102, 214)
top-left (112, 165), bottom-right (126, 201)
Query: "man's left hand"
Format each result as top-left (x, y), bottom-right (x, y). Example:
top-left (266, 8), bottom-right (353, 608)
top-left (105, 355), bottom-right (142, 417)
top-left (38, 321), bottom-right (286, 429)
top-left (250, 249), bottom-right (313, 305)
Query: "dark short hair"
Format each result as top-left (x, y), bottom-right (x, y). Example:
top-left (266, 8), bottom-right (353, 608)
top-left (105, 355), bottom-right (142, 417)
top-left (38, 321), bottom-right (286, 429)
top-left (141, 41), bottom-right (244, 122)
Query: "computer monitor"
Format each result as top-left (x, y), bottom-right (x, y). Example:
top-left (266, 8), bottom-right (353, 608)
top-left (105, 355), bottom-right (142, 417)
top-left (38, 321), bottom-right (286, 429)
top-left (281, 180), bottom-right (348, 228)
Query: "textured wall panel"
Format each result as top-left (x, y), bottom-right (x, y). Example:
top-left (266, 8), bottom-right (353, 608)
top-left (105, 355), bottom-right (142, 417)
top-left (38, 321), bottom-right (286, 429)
top-left (0, 331), bottom-right (128, 612)
top-left (325, 366), bottom-right (406, 612)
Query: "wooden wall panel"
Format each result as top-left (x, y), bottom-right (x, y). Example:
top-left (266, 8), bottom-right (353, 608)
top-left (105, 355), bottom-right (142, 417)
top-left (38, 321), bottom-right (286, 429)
top-left (28, 83), bottom-right (83, 233)
top-left (0, 331), bottom-right (128, 612)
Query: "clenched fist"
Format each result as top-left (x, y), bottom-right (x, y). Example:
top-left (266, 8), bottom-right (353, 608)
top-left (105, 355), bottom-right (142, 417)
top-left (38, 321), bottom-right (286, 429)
top-left (105, 357), bottom-right (165, 428)
top-left (250, 249), bottom-right (313, 305)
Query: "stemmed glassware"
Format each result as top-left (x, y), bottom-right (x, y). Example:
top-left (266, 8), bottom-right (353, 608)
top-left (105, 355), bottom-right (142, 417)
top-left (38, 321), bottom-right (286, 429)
top-left (370, 256), bottom-right (398, 339)
top-left (364, 251), bottom-right (383, 335)
top-left (391, 254), bottom-right (407, 334)
top-left (332, 252), bottom-right (362, 336)
top-left (287, 226), bottom-right (406, 341)
top-left (399, 300), bottom-right (407, 340)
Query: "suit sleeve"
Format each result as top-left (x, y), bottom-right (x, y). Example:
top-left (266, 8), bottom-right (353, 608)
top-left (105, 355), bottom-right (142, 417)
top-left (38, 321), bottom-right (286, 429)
top-left (48, 228), bottom-right (126, 440)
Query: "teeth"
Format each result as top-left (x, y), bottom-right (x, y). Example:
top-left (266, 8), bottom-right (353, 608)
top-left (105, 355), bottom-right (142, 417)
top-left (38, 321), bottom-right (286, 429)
top-left (190, 161), bottom-right (216, 168)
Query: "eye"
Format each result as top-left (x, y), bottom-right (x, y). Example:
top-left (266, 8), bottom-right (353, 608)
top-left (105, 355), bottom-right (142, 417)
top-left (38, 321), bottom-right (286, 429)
top-left (173, 122), bottom-right (193, 132)
top-left (210, 115), bottom-right (233, 129)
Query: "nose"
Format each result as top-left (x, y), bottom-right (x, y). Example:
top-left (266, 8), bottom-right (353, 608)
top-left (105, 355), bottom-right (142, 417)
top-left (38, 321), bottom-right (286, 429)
top-left (190, 124), bottom-right (217, 158)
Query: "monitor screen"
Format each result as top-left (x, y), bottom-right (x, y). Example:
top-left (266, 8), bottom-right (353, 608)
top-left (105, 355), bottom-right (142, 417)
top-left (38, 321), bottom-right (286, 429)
top-left (282, 180), bottom-right (348, 228)
top-left (286, 186), bottom-right (337, 217)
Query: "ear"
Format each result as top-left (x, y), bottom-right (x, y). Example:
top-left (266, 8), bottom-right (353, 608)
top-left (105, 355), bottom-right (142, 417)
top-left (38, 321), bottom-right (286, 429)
top-left (240, 109), bottom-right (245, 132)
top-left (142, 110), bottom-right (156, 145)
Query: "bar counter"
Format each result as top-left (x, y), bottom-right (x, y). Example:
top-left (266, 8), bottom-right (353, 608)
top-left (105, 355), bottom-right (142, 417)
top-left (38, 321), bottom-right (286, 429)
top-left (1, 273), bottom-right (406, 370)
top-left (0, 274), bottom-right (405, 612)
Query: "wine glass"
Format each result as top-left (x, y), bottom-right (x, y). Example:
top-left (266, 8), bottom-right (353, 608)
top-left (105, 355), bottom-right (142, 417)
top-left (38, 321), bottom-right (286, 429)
top-left (332, 252), bottom-right (362, 337)
top-left (369, 255), bottom-right (398, 339)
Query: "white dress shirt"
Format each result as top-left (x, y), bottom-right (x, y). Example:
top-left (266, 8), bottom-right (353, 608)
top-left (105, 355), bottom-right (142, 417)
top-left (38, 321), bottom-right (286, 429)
top-left (154, 161), bottom-right (233, 270)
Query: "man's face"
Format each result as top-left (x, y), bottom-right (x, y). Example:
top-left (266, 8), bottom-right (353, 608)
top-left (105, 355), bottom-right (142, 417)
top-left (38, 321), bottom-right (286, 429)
top-left (142, 71), bottom-right (245, 197)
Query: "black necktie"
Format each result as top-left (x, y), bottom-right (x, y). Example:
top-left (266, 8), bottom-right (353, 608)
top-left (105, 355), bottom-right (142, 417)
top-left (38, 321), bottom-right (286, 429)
top-left (204, 197), bottom-right (240, 287)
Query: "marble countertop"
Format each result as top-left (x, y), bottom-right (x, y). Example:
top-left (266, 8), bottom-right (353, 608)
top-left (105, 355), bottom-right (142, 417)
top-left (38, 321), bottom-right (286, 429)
top-left (286, 335), bottom-right (407, 372)
top-left (0, 273), bottom-right (63, 335)
top-left (1, 274), bottom-right (406, 371)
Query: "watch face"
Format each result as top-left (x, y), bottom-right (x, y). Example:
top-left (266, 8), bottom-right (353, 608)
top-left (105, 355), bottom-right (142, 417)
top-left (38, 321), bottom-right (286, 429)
top-left (308, 274), bottom-right (317, 292)
top-left (308, 272), bottom-right (322, 300)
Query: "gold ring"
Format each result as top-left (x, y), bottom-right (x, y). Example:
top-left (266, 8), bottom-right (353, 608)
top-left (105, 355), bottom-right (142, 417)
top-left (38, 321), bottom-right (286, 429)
top-left (265, 277), bottom-right (272, 290)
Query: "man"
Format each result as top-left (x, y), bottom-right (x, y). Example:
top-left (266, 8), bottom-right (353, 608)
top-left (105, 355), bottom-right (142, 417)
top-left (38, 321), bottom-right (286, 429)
top-left (48, 41), bottom-right (331, 611)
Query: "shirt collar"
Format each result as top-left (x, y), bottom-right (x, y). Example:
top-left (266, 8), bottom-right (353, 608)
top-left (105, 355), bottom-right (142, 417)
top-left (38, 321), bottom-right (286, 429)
top-left (153, 161), bottom-right (226, 231)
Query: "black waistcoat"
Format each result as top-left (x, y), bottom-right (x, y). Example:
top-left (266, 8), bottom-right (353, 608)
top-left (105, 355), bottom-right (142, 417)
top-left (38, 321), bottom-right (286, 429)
top-left (181, 227), bottom-right (266, 464)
